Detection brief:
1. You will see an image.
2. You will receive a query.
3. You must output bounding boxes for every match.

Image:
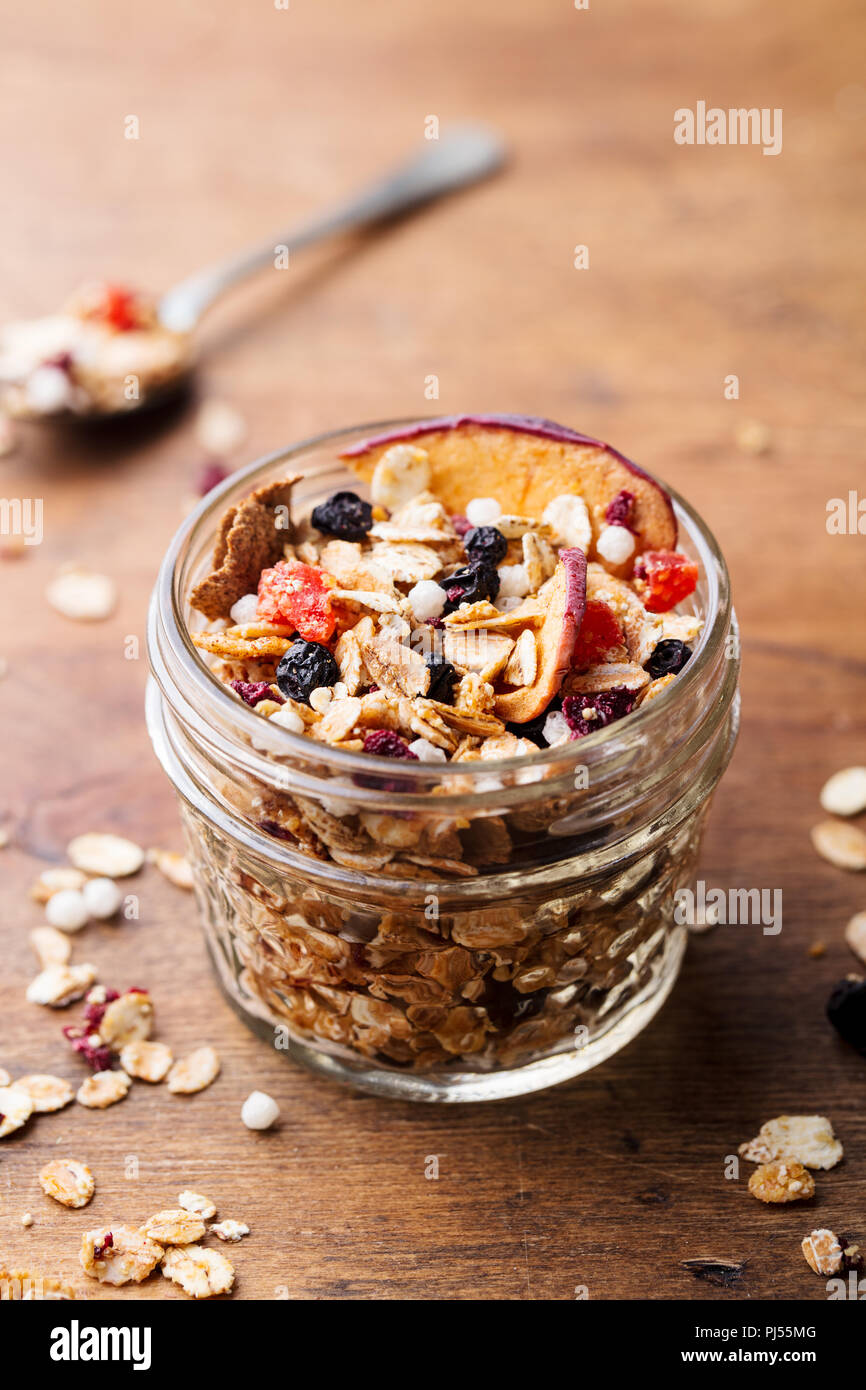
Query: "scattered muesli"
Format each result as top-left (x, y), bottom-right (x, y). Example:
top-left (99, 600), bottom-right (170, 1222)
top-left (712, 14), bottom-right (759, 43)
top-left (98, 989), bottom-right (154, 1049)
top-left (76, 1069), bottom-right (132, 1109)
top-left (0, 1085), bottom-right (34, 1138)
top-left (46, 565), bottom-right (117, 622)
top-left (810, 820), bottom-right (866, 871)
top-left (167, 1046), bottom-right (221, 1095)
top-left (147, 848), bottom-right (194, 890)
top-left (748, 1160), bottom-right (815, 1204)
top-left (178, 1190), bottom-right (217, 1219)
top-left (140, 1209), bottom-right (207, 1246)
top-left (210, 1220), bottom-right (249, 1242)
top-left (11, 1074), bottom-right (74, 1113)
top-left (39, 1159), bottom-right (95, 1209)
top-left (161, 1243), bottom-right (235, 1298)
top-left (67, 832), bottom-right (145, 878)
top-left (120, 1040), bottom-right (173, 1082)
top-left (844, 912), bottom-right (866, 965)
top-left (819, 766), bottom-right (866, 818)
top-left (739, 1115), bottom-right (843, 1171)
top-left (80, 1225), bottom-right (164, 1286)
top-left (801, 1229), bottom-right (844, 1276)
top-left (26, 963), bottom-right (97, 1008)
top-left (30, 926), bottom-right (72, 968)
top-left (240, 1090), bottom-right (279, 1130)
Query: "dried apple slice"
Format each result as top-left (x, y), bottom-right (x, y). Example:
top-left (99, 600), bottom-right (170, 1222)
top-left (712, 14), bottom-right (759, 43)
top-left (342, 414), bottom-right (676, 561)
top-left (493, 548), bottom-right (586, 723)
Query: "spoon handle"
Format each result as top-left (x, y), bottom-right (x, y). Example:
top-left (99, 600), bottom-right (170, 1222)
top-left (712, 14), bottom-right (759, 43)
top-left (159, 125), bottom-right (505, 333)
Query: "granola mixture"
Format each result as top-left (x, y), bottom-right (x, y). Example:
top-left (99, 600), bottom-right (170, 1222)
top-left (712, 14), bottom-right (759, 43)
top-left (175, 417), bottom-right (718, 1076)
top-left (0, 283), bottom-right (191, 419)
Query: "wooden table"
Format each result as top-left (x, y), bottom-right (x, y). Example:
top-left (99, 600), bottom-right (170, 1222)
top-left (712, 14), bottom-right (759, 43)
top-left (1, 0), bottom-right (864, 1301)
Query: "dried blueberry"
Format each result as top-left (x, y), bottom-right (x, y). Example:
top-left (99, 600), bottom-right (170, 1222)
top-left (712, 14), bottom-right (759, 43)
top-left (442, 560), bottom-right (500, 615)
top-left (311, 490), bottom-right (373, 541)
top-left (464, 525), bottom-right (508, 566)
top-left (826, 976), bottom-right (866, 1054)
top-left (425, 654), bottom-right (458, 704)
top-left (562, 686), bottom-right (636, 738)
top-left (646, 639), bottom-right (692, 679)
top-left (508, 700), bottom-right (559, 748)
top-left (276, 640), bottom-right (339, 704)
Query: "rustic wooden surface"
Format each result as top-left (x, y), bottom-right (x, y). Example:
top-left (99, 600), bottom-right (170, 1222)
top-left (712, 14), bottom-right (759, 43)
top-left (1, 0), bottom-right (865, 1301)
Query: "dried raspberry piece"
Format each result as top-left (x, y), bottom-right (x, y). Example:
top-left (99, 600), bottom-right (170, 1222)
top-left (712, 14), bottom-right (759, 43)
top-left (229, 679), bottom-right (283, 708)
top-left (362, 731), bottom-right (419, 760)
top-left (451, 514), bottom-right (472, 537)
top-left (571, 600), bottom-right (623, 669)
top-left (633, 550), bottom-right (698, 613)
top-left (82, 989), bottom-right (119, 1030)
top-left (562, 687), bottom-right (636, 738)
top-left (604, 490), bottom-right (635, 528)
top-left (197, 461), bottom-right (230, 496)
top-left (257, 561), bottom-right (336, 642)
top-left (93, 1231), bottom-right (114, 1261)
top-left (62, 1026), bottom-right (113, 1072)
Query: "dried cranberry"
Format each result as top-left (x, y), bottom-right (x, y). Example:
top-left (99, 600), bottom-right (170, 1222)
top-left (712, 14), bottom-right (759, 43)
top-left (62, 1026), bottom-right (113, 1072)
top-left (82, 989), bottom-right (119, 1030)
top-left (605, 490), bottom-right (636, 528)
top-left (451, 514), bottom-right (472, 537)
top-left (197, 461), bottom-right (230, 496)
top-left (645, 639), bottom-right (692, 679)
top-left (563, 686), bottom-right (636, 738)
top-left (275, 640), bottom-right (339, 704)
top-left (311, 490), bottom-right (373, 541)
top-left (826, 976), bottom-right (866, 1054)
top-left (425, 655), bottom-right (458, 704)
top-left (464, 525), bottom-right (508, 566)
top-left (93, 1232), bottom-right (114, 1261)
top-left (442, 560), bottom-right (500, 615)
top-left (230, 679), bottom-right (284, 708)
top-left (362, 731), bottom-right (419, 760)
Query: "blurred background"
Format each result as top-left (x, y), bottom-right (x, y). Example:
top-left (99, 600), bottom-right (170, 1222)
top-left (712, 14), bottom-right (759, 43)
top-left (1, 0), bottom-right (864, 1299)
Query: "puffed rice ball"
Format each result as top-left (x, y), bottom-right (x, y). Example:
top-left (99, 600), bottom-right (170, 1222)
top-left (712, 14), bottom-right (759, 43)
top-left (542, 494), bottom-right (592, 551)
top-left (596, 524), bottom-right (636, 565)
top-left (496, 563), bottom-right (530, 599)
top-left (27, 365), bottom-right (73, 413)
top-left (240, 1090), bottom-right (280, 1130)
top-left (542, 710), bottom-right (571, 746)
top-left (45, 889), bottom-right (89, 933)
top-left (408, 737), bottom-right (448, 762)
top-left (465, 497), bottom-right (502, 528)
top-left (407, 579), bottom-right (447, 622)
top-left (269, 705), bottom-right (305, 734)
top-left (229, 593), bottom-right (260, 626)
top-left (82, 877), bottom-right (122, 920)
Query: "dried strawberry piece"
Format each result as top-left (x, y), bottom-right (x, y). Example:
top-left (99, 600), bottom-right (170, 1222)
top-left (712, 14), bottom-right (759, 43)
top-left (605, 490), bottom-right (635, 529)
top-left (85, 284), bottom-right (142, 333)
top-left (633, 550), bottom-right (698, 613)
top-left (257, 560), bottom-right (336, 642)
top-left (571, 600), bottom-right (623, 669)
top-left (230, 679), bottom-right (284, 708)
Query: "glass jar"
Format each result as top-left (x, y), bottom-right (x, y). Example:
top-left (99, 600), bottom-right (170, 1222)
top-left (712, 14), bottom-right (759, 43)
top-left (146, 421), bottom-right (739, 1102)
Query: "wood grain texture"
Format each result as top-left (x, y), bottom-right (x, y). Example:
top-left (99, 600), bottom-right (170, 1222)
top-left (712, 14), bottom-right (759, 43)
top-left (1, 0), bottom-right (864, 1301)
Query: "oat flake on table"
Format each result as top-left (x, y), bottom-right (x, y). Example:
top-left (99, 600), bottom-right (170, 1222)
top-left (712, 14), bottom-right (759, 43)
top-left (46, 565), bottom-right (116, 621)
top-left (66, 831), bottom-right (144, 877)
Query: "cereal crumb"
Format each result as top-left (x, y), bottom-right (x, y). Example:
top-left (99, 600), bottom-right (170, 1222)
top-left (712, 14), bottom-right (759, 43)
top-left (20, 1213), bottom-right (33, 1228)
top-left (811, 820), bottom-right (866, 871)
top-left (807, 940), bottom-right (827, 959)
top-left (802, 1228), bottom-right (844, 1275)
top-left (161, 1243), bottom-right (234, 1298)
top-left (819, 766), bottom-right (866, 818)
top-left (735, 419), bottom-right (772, 454)
top-left (76, 1070), bottom-right (131, 1109)
top-left (80, 1225), bottom-right (163, 1285)
top-left (748, 1160), bottom-right (816, 1204)
top-left (178, 1190), bottom-right (217, 1219)
top-left (195, 399), bottom-right (246, 457)
top-left (67, 832), bottom-right (144, 877)
top-left (210, 1219), bottom-right (250, 1242)
top-left (167, 1046), bottom-right (221, 1095)
top-left (140, 1209), bottom-right (206, 1245)
top-left (739, 1115), bottom-right (843, 1170)
top-left (119, 1039), bottom-right (173, 1082)
top-left (39, 1159), bottom-right (95, 1208)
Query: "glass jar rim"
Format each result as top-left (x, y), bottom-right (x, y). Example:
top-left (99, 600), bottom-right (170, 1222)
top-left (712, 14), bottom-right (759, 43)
top-left (148, 417), bottom-right (733, 799)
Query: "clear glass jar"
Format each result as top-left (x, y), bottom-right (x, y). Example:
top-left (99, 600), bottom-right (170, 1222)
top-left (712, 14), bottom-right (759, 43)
top-left (146, 421), bottom-right (739, 1102)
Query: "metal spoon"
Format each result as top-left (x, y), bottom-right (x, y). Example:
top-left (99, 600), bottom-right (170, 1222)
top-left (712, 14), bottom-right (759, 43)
top-left (1, 126), bottom-right (505, 423)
